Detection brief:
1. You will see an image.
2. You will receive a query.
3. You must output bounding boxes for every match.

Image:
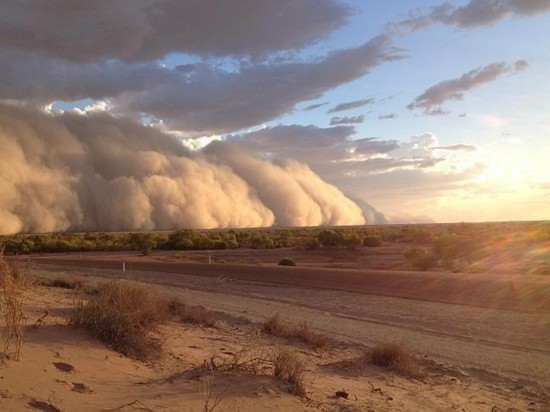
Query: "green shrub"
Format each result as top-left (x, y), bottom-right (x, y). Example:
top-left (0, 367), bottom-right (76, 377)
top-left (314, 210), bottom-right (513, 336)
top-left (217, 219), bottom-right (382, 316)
top-left (317, 230), bottom-right (344, 248)
top-left (278, 257), bottom-right (296, 266)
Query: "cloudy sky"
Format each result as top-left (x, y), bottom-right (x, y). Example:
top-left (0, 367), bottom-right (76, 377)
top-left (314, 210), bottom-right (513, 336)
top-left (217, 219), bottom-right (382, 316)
top-left (1, 0), bottom-right (549, 230)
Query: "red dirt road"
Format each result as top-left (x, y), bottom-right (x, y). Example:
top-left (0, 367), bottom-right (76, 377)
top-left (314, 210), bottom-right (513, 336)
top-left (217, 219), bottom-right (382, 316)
top-left (25, 255), bottom-right (550, 314)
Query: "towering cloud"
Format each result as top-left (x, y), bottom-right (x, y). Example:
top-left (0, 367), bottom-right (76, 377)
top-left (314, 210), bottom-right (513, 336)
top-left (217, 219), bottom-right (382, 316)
top-left (0, 104), bottom-right (365, 235)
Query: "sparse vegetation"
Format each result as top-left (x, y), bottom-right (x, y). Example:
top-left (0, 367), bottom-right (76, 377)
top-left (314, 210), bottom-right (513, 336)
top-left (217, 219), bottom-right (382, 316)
top-left (1, 221), bottom-right (547, 276)
top-left (366, 342), bottom-right (422, 378)
top-left (262, 314), bottom-right (287, 336)
top-left (262, 314), bottom-right (327, 349)
top-left (72, 280), bottom-right (168, 359)
top-left (43, 277), bottom-right (85, 290)
top-left (0, 252), bottom-right (27, 361)
top-left (168, 298), bottom-right (217, 328)
top-left (272, 347), bottom-right (306, 397)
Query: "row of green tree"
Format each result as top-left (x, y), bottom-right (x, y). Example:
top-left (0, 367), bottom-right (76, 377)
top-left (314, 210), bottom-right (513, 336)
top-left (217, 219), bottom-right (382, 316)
top-left (0, 227), bottom-right (388, 255)
top-left (1, 221), bottom-right (545, 256)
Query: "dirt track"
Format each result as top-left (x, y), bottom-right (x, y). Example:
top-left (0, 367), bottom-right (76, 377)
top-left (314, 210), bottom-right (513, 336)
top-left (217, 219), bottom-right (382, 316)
top-left (25, 255), bottom-right (550, 314)
top-left (19, 255), bottom-right (550, 389)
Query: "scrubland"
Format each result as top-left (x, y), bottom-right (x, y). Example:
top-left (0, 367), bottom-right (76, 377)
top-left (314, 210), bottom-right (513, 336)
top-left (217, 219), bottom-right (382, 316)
top-left (1, 221), bottom-right (549, 410)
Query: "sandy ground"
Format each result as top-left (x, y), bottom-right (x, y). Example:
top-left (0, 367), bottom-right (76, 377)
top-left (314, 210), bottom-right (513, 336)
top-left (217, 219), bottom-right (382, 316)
top-left (1, 279), bottom-right (548, 412)
top-left (1, 253), bottom-right (548, 412)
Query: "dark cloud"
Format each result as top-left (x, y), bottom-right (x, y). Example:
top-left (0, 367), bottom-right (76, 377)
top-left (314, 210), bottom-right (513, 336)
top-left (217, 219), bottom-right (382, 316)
top-left (327, 98), bottom-right (375, 114)
top-left (116, 35), bottom-right (402, 135)
top-left (0, 35), bottom-right (402, 135)
top-left (0, 49), bottom-right (176, 103)
top-left (303, 102), bottom-right (328, 111)
top-left (447, 0), bottom-right (550, 27)
top-left (407, 61), bottom-right (528, 115)
top-left (378, 113), bottom-right (397, 120)
top-left (392, 0), bottom-right (550, 32)
top-left (0, 1), bottom-right (349, 62)
top-left (229, 124), bottom-right (354, 152)
top-left (228, 124), bottom-right (356, 168)
top-left (330, 115), bottom-right (365, 125)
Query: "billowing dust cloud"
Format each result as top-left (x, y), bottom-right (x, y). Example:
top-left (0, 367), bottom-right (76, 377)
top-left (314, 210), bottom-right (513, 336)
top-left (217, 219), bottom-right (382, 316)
top-left (0, 103), bottom-right (365, 234)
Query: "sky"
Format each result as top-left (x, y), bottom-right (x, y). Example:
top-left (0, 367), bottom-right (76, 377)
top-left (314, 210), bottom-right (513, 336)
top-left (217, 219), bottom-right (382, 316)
top-left (0, 0), bottom-right (549, 233)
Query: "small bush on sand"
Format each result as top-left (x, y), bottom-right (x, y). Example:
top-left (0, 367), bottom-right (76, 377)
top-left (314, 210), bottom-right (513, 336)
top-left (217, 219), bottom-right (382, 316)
top-left (168, 298), bottom-right (217, 327)
top-left (72, 280), bottom-right (168, 359)
top-left (0, 252), bottom-right (27, 361)
top-left (263, 315), bottom-right (327, 349)
top-left (366, 343), bottom-right (421, 378)
top-left (278, 257), bottom-right (296, 266)
top-left (272, 347), bottom-right (306, 397)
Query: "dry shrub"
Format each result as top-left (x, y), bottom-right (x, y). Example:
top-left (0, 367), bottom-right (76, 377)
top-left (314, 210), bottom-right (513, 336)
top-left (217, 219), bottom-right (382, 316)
top-left (293, 322), bottom-right (328, 349)
top-left (263, 314), bottom-right (327, 349)
top-left (366, 342), bottom-right (422, 378)
top-left (181, 347), bottom-right (306, 398)
top-left (262, 314), bottom-right (287, 336)
top-left (0, 252), bottom-right (27, 361)
top-left (168, 298), bottom-right (217, 327)
top-left (272, 347), bottom-right (306, 397)
top-left (43, 277), bottom-right (85, 290)
top-left (72, 280), bottom-right (168, 359)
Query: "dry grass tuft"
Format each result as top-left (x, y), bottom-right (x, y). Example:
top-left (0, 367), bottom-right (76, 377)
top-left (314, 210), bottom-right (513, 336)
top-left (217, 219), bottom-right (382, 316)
top-left (262, 314), bottom-right (287, 336)
top-left (43, 277), bottom-right (85, 290)
top-left (0, 252), bottom-right (27, 361)
top-left (72, 280), bottom-right (168, 359)
top-left (168, 298), bottom-right (217, 327)
top-left (262, 314), bottom-right (327, 349)
top-left (272, 347), bottom-right (306, 397)
top-left (366, 342), bottom-right (422, 378)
